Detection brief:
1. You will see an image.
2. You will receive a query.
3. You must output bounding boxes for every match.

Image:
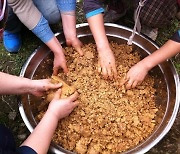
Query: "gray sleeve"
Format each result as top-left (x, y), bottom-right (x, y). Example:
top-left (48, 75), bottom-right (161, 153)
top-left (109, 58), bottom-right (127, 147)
top-left (7, 0), bottom-right (41, 30)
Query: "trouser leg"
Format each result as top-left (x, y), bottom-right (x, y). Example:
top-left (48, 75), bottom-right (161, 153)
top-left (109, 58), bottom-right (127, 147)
top-left (32, 0), bottom-right (61, 24)
top-left (5, 6), bottom-right (22, 33)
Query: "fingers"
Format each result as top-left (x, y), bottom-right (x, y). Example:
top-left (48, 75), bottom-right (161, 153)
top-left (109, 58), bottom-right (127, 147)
top-left (107, 67), bottom-right (113, 80)
top-left (112, 66), bottom-right (118, 79)
top-left (102, 67), bottom-right (108, 79)
top-left (46, 79), bottom-right (62, 90)
top-left (120, 76), bottom-right (141, 89)
top-left (68, 91), bottom-right (79, 102)
top-left (53, 67), bottom-right (59, 76)
top-left (62, 65), bottom-right (68, 74)
top-left (53, 89), bottom-right (62, 100)
top-left (98, 63), bottom-right (102, 73)
top-left (53, 65), bottom-right (68, 76)
top-left (74, 43), bottom-right (84, 56)
top-left (119, 77), bottom-right (129, 87)
top-left (98, 64), bottom-right (117, 80)
top-left (132, 81), bottom-right (138, 89)
top-left (125, 79), bottom-right (134, 89)
top-left (71, 100), bottom-right (79, 108)
top-left (66, 39), bottom-right (84, 56)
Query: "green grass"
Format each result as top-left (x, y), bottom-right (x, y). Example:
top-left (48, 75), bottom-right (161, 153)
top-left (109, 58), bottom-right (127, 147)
top-left (0, 30), bottom-right (41, 75)
top-left (156, 18), bottom-right (180, 46)
top-left (156, 18), bottom-right (180, 74)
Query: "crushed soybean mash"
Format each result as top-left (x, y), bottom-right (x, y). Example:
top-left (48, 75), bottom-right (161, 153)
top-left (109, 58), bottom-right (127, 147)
top-left (36, 43), bottom-right (158, 154)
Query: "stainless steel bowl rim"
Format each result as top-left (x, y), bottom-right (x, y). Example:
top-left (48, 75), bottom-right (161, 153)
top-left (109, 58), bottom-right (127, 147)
top-left (19, 23), bottom-right (180, 154)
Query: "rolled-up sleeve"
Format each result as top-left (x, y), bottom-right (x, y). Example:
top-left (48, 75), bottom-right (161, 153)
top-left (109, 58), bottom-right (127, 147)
top-left (56, 0), bottom-right (76, 13)
top-left (171, 30), bottom-right (180, 43)
top-left (83, 0), bottom-right (104, 18)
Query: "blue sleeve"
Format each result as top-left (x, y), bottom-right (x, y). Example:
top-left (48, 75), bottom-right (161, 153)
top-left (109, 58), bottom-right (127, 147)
top-left (17, 146), bottom-right (37, 154)
top-left (32, 16), bottom-right (54, 43)
top-left (83, 0), bottom-right (104, 18)
top-left (171, 30), bottom-right (180, 43)
top-left (56, 0), bottom-right (76, 13)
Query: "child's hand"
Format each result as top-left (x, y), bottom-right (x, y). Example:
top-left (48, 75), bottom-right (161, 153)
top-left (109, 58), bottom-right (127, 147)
top-left (98, 48), bottom-right (117, 80)
top-left (66, 38), bottom-right (83, 56)
top-left (47, 89), bottom-right (79, 120)
top-left (30, 79), bottom-right (62, 96)
top-left (53, 48), bottom-right (68, 75)
top-left (120, 62), bottom-right (149, 89)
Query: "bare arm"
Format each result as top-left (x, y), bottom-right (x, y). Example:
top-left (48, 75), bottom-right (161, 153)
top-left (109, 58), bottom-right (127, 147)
top-left (122, 40), bottom-right (180, 89)
top-left (87, 14), bottom-right (117, 79)
top-left (46, 37), bottom-right (68, 75)
top-left (61, 13), bottom-right (83, 56)
top-left (21, 90), bottom-right (79, 154)
top-left (139, 40), bottom-right (180, 70)
top-left (0, 72), bottom-right (61, 96)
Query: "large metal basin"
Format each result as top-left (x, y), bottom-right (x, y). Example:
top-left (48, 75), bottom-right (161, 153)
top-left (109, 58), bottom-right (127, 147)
top-left (19, 23), bottom-right (180, 154)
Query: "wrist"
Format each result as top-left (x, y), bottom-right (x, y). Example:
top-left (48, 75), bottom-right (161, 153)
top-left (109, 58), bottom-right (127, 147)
top-left (23, 78), bottom-right (34, 94)
top-left (45, 109), bottom-right (59, 124)
top-left (53, 48), bottom-right (64, 56)
top-left (97, 44), bottom-right (111, 53)
top-left (51, 45), bottom-right (65, 56)
top-left (140, 58), bottom-right (154, 71)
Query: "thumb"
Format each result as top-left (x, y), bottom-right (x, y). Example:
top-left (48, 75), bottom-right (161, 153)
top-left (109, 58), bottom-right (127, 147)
top-left (52, 89), bottom-right (62, 100)
top-left (62, 64), bottom-right (68, 74)
top-left (119, 75), bottom-right (129, 87)
top-left (68, 91), bottom-right (79, 102)
top-left (47, 82), bottom-right (62, 90)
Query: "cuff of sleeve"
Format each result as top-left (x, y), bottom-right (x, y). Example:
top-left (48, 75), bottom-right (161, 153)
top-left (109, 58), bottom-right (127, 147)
top-left (17, 145), bottom-right (37, 154)
top-left (32, 16), bottom-right (54, 43)
top-left (86, 8), bottom-right (104, 19)
top-left (57, 0), bottom-right (76, 12)
top-left (171, 30), bottom-right (180, 43)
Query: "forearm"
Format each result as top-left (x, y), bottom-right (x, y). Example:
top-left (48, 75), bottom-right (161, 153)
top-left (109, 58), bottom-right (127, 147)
top-left (46, 37), bottom-right (64, 56)
top-left (21, 110), bottom-right (58, 154)
top-left (87, 14), bottom-right (110, 50)
top-left (141, 40), bottom-right (180, 70)
top-left (61, 14), bottom-right (77, 40)
top-left (57, 0), bottom-right (76, 40)
top-left (0, 72), bottom-right (33, 94)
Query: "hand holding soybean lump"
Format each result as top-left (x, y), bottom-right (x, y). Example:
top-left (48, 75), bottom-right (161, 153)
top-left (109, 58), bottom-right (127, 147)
top-left (37, 43), bottom-right (159, 153)
top-left (46, 75), bottom-right (76, 102)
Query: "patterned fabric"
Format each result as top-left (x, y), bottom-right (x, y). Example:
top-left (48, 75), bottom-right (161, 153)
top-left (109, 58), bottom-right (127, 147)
top-left (83, 0), bottom-right (104, 16)
top-left (135, 0), bottom-right (178, 28)
top-left (32, 16), bottom-right (54, 43)
top-left (56, 0), bottom-right (76, 13)
top-left (86, 8), bottom-right (104, 18)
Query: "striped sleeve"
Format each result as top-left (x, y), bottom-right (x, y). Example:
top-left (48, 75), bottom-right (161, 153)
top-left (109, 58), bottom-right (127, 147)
top-left (83, 0), bottom-right (104, 18)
